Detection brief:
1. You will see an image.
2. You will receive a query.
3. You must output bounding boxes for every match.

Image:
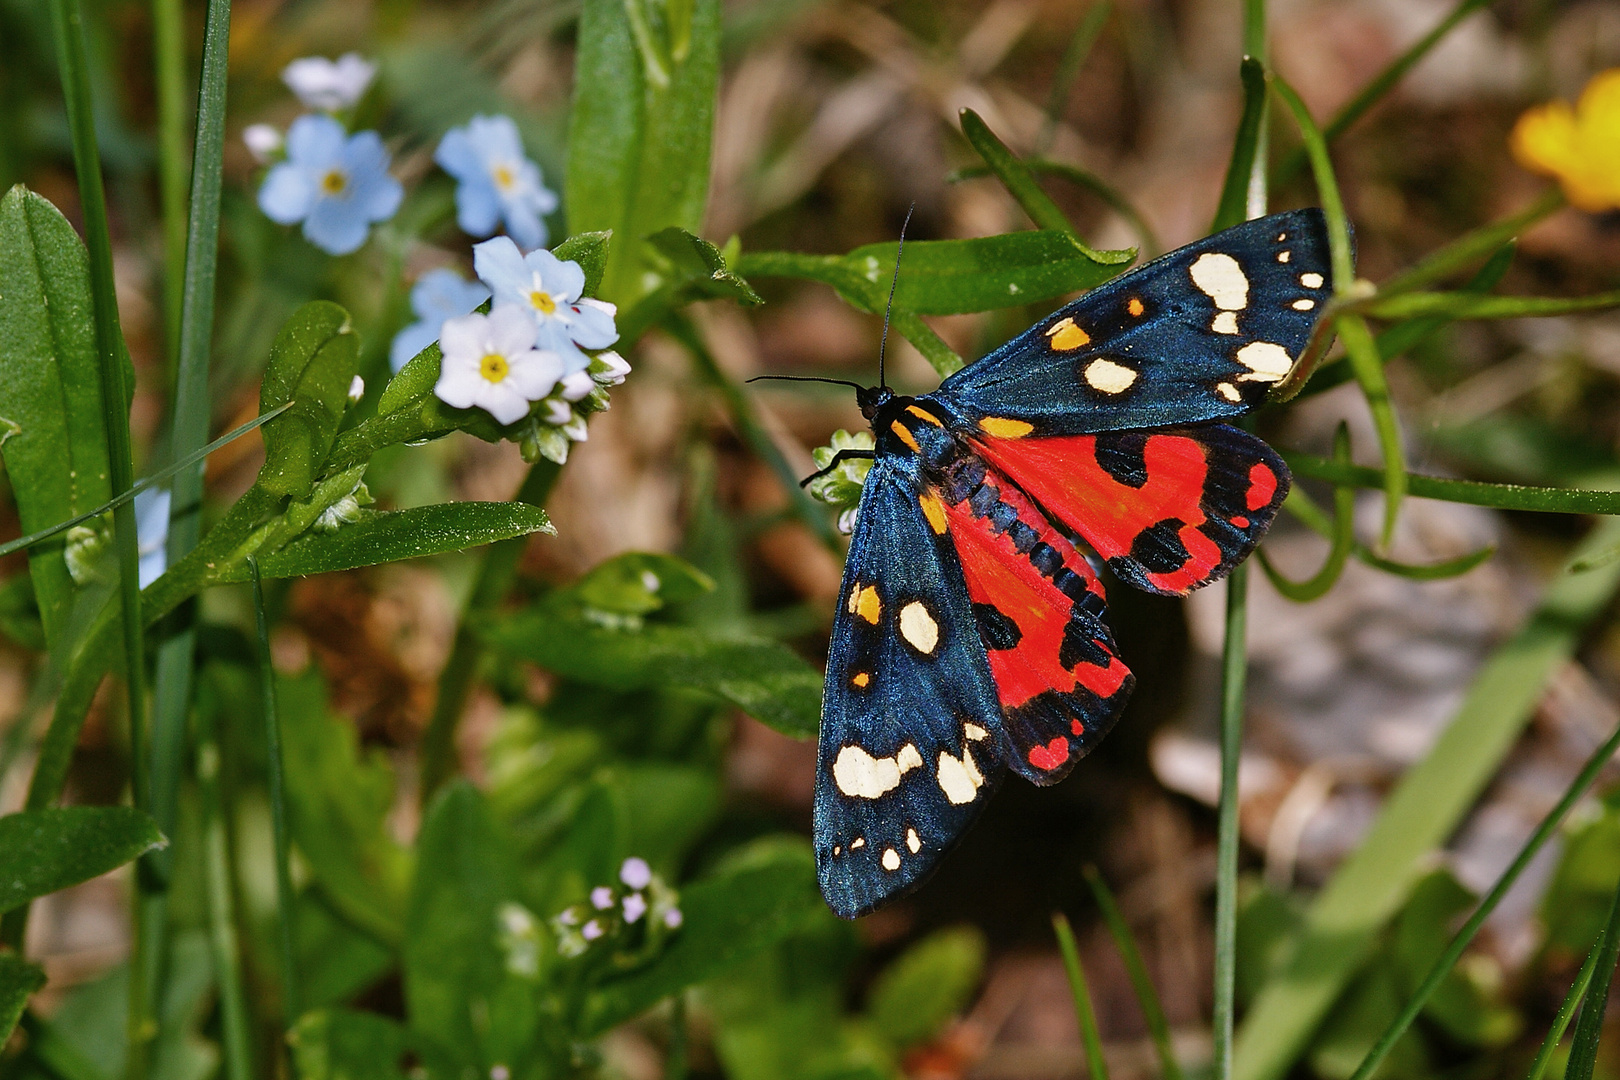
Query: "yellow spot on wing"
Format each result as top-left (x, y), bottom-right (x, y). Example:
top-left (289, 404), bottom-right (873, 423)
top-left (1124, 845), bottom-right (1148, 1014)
top-left (852, 672), bottom-right (870, 688)
top-left (854, 585), bottom-right (881, 624)
top-left (890, 421), bottom-right (920, 452)
top-left (1127, 297), bottom-right (1145, 316)
top-left (918, 491), bottom-right (948, 535)
top-left (906, 405), bottom-right (943, 426)
top-left (1047, 318), bottom-right (1091, 351)
top-left (979, 417), bottom-right (1034, 439)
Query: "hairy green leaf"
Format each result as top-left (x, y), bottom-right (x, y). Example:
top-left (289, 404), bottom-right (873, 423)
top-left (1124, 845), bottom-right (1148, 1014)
top-left (259, 301), bottom-right (360, 498)
top-left (0, 807), bottom-right (164, 912)
top-left (0, 185), bottom-right (114, 657)
top-left (216, 502), bottom-right (554, 582)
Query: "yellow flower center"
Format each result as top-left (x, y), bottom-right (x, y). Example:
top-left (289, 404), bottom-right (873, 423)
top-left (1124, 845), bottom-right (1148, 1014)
top-left (321, 169), bottom-right (348, 195)
top-left (492, 164), bottom-right (516, 190)
top-left (529, 290), bottom-right (556, 314)
top-left (480, 353), bottom-right (510, 383)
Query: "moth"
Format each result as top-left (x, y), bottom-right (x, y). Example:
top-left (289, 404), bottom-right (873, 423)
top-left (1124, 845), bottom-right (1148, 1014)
top-left (804, 208), bottom-right (1333, 918)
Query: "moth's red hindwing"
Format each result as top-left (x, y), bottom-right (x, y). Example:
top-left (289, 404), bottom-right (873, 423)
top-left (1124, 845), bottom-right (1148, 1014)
top-left (935, 460), bottom-right (1134, 785)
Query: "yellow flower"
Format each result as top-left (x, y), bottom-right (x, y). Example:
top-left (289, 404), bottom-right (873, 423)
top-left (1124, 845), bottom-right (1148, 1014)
top-left (1511, 69), bottom-right (1620, 212)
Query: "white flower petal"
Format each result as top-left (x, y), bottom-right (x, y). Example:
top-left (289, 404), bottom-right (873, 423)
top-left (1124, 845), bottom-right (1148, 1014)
top-left (487, 304), bottom-right (542, 355)
top-left (437, 312), bottom-right (490, 362)
top-left (475, 381), bottom-right (534, 425)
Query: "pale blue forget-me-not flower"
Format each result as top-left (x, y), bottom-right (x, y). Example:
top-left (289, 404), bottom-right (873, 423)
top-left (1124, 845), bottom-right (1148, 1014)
top-left (435, 115), bottom-right (559, 251)
top-left (390, 268), bottom-right (492, 372)
top-left (472, 236), bottom-right (618, 372)
top-left (135, 487), bottom-right (171, 590)
top-left (259, 114), bottom-right (402, 255)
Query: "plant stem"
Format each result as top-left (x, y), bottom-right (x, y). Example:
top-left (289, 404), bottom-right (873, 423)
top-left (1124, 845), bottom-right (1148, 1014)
top-left (47, 0), bottom-right (148, 1072)
top-left (1527, 947), bottom-right (1602, 1080)
top-left (152, 0), bottom-right (188, 359)
top-left (1564, 867), bottom-right (1620, 1080)
top-left (419, 461), bottom-right (561, 805)
top-left (1212, 560), bottom-right (1249, 1080)
top-left (1054, 912), bottom-right (1110, 1080)
top-left (198, 707), bottom-right (256, 1080)
top-left (250, 557), bottom-right (300, 1030)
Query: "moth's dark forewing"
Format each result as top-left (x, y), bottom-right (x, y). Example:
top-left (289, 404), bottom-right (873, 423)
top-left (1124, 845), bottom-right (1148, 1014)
top-left (814, 453), bottom-right (1007, 920)
top-left (934, 209), bottom-right (1334, 434)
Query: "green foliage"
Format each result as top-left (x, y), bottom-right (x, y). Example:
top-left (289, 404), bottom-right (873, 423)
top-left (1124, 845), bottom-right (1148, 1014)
top-left (0, 185), bottom-right (112, 657)
top-left (258, 301), bottom-right (361, 498)
top-left (0, 951), bottom-right (46, 1044)
top-left (567, 0), bottom-right (721, 305)
top-left (865, 926), bottom-right (987, 1049)
top-left (0, 807), bottom-right (164, 912)
top-left (291, 1010), bottom-right (413, 1080)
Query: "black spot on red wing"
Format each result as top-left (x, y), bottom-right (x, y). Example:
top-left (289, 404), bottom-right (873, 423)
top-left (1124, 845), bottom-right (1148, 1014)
top-left (973, 602), bottom-right (1023, 650)
top-left (1122, 518), bottom-right (1192, 575)
top-left (1092, 432), bottom-right (1151, 489)
top-left (1029, 542), bottom-right (1063, 576)
top-left (1060, 619), bottom-right (1111, 669)
top-left (988, 501), bottom-right (1019, 534)
top-left (1006, 520), bottom-right (1040, 554)
top-left (1052, 566), bottom-right (1090, 602)
top-left (968, 483), bottom-right (999, 518)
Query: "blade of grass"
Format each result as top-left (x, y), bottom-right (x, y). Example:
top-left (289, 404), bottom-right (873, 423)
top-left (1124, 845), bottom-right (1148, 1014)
top-left (1233, 512), bottom-right (1620, 1080)
top-left (1084, 867), bottom-right (1184, 1080)
top-left (1282, 453), bottom-right (1620, 514)
top-left (418, 460), bottom-right (561, 806)
top-left (145, 0), bottom-right (232, 947)
top-left (198, 707), bottom-right (254, 1080)
top-left (1270, 72), bottom-right (1406, 546)
top-left (666, 313), bottom-right (841, 552)
top-left (1037, 3), bottom-right (1111, 155)
top-left (249, 556), bottom-right (299, 1031)
top-left (1527, 946), bottom-right (1602, 1080)
top-left (1259, 426), bottom-right (1353, 601)
top-left (1053, 912), bottom-right (1110, 1080)
top-left (1346, 715), bottom-right (1620, 1080)
top-left (48, 1), bottom-right (150, 1072)
top-left (1361, 288), bottom-right (1620, 322)
top-left (1024, 158), bottom-right (1161, 256)
top-left (1380, 189), bottom-right (1562, 296)
top-left (1211, 58), bottom-right (1268, 234)
top-left (960, 109), bottom-right (1088, 247)
top-left (152, 0), bottom-right (188, 356)
top-left (1271, 0), bottom-right (1492, 188)
top-left (1564, 868), bottom-right (1620, 1080)
top-left (0, 403), bottom-right (289, 561)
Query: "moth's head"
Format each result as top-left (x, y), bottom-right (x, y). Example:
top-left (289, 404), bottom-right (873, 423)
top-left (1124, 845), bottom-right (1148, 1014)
top-left (856, 384), bottom-right (893, 420)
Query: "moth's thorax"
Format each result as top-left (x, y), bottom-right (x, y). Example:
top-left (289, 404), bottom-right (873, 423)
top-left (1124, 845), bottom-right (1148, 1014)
top-left (872, 395), bottom-right (958, 465)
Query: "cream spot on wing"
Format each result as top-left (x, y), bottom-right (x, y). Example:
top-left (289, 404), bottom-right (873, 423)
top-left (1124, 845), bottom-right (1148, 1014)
top-left (1277, 251), bottom-right (1291, 263)
top-left (1276, 232), bottom-right (1287, 241)
top-left (851, 836), bottom-right (865, 849)
top-left (1190, 252), bottom-right (1249, 310)
top-left (1218, 382), bottom-right (1242, 403)
top-left (882, 848), bottom-right (901, 871)
top-left (907, 828), bottom-right (922, 854)
top-left (937, 747), bottom-right (985, 805)
top-left (1211, 311), bottom-right (1239, 335)
top-left (1084, 358), bottom-right (1138, 394)
top-left (1292, 298), bottom-right (1316, 311)
top-left (833, 845), bottom-right (841, 856)
top-left (899, 601), bottom-right (940, 654)
top-left (1235, 341), bottom-right (1293, 382)
top-left (1301, 272), bottom-right (1325, 289)
top-left (963, 723), bottom-right (988, 741)
top-left (833, 743), bottom-right (922, 799)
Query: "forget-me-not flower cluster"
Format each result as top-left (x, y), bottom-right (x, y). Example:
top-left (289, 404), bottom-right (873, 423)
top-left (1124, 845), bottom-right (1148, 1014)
top-left (436, 115), bottom-right (559, 251)
top-left (252, 55), bottom-right (400, 256)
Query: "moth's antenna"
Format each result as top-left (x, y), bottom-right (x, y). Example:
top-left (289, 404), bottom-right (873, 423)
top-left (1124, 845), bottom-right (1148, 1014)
top-left (745, 375), bottom-right (867, 392)
top-left (878, 202), bottom-right (915, 391)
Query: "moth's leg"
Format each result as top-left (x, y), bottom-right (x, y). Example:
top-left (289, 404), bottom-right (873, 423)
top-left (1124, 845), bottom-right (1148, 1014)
top-left (800, 449), bottom-right (876, 488)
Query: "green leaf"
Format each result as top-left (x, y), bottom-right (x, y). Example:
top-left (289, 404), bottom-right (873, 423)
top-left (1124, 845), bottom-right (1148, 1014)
top-left (575, 551), bottom-right (716, 615)
top-left (958, 109), bottom-right (1078, 241)
top-left (214, 502), bottom-right (554, 582)
top-left (290, 1009), bottom-right (413, 1080)
top-left (1233, 514), bottom-right (1620, 1080)
top-left (848, 231), bottom-right (1131, 315)
top-left (866, 926), bottom-right (986, 1049)
top-left (1281, 454), bottom-right (1620, 515)
top-left (405, 782), bottom-right (534, 1071)
top-left (580, 840), bottom-right (825, 1034)
top-left (258, 301), bottom-right (360, 498)
top-left (1360, 288), bottom-right (1620, 322)
top-left (0, 806), bottom-right (164, 912)
top-left (0, 185), bottom-right (113, 657)
top-left (1211, 58), bottom-right (1268, 233)
top-left (487, 604), bottom-right (822, 738)
top-left (0, 950), bottom-right (46, 1045)
top-left (1053, 913), bottom-right (1110, 1080)
top-left (552, 230), bottom-right (614, 297)
top-left (566, 0), bottom-right (721, 306)
top-left (619, 228), bottom-right (765, 343)
top-left (279, 674), bottom-right (411, 945)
